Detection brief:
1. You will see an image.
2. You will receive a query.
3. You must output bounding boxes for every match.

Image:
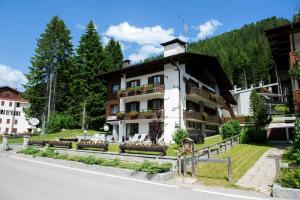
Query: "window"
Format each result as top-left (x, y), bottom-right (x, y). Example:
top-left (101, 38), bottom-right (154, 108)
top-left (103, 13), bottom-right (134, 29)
top-left (5, 128), bottom-right (9, 134)
top-left (9, 102), bottom-right (12, 107)
top-left (0, 110), bottom-right (4, 115)
top-left (111, 84), bottom-right (120, 94)
top-left (1, 101), bottom-right (4, 106)
top-left (148, 99), bottom-right (164, 110)
top-left (6, 119), bottom-right (10, 124)
top-left (16, 102), bottom-right (20, 107)
top-left (126, 123), bottom-right (139, 138)
top-left (186, 100), bottom-right (200, 112)
top-left (110, 105), bottom-right (119, 114)
top-left (148, 75), bottom-right (164, 85)
top-left (14, 119), bottom-right (18, 125)
top-left (13, 128), bottom-right (17, 134)
top-left (0, 118), bottom-right (2, 123)
top-left (126, 80), bottom-right (140, 88)
top-left (125, 102), bottom-right (140, 112)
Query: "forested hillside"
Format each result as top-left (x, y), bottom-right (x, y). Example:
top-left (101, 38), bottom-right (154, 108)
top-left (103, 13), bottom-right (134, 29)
top-left (188, 17), bottom-right (290, 88)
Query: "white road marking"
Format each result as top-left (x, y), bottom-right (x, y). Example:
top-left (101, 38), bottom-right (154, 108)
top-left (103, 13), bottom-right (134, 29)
top-left (193, 189), bottom-right (269, 200)
top-left (10, 155), bottom-right (179, 188)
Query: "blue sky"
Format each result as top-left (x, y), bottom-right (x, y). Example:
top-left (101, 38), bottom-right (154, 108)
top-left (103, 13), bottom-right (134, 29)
top-left (0, 0), bottom-right (298, 90)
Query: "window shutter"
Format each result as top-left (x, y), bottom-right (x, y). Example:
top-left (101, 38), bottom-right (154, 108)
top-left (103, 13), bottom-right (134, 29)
top-left (148, 100), bottom-right (153, 110)
top-left (160, 75), bottom-right (164, 85)
top-left (137, 102), bottom-right (140, 112)
top-left (148, 76), bottom-right (154, 84)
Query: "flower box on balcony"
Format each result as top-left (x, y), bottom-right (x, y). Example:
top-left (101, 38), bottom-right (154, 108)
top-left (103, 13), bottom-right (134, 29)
top-left (128, 111), bottom-right (139, 119)
top-left (143, 110), bottom-right (153, 119)
top-left (116, 112), bottom-right (125, 120)
top-left (145, 84), bottom-right (154, 93)
top-left (118, 89), bottom-right (127, 97)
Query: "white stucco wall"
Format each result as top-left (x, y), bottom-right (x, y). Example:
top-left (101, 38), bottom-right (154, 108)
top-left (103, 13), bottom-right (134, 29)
top-left (163, 43), bottom-right (185, 57)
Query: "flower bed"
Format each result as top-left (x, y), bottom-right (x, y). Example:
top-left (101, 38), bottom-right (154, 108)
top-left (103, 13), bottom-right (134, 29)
top-left (119, 143), bottom-right (168, 156)
top-left (28, 140), bottom-right (46, 146)
top-left (48, 141), bottom-right (72, 148)
top-left (59, 137), bottom-right (78, 142)
top-left (77, 141), bottom-right (108, 151)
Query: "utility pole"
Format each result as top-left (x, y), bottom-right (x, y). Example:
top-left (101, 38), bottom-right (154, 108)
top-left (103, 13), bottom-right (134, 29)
top-left (82, 100), bottom-right (86, 130)
top-left (47, 72), bottom-right (53, 122)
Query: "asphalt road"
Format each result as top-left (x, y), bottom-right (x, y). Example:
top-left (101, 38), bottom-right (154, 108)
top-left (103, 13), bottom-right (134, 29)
top-left (0, 154), bottom-right (273, 200)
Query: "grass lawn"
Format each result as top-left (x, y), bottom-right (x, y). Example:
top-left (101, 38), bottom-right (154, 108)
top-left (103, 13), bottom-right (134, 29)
top-left (0, 129), bottom-right (97, 144)
top-left (196, 143), bottom-right (272, 187)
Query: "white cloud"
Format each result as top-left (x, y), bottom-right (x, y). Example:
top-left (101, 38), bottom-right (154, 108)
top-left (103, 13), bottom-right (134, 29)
top-left (0, 64), bottom-right (27, 91)
top-left (104, 22), bottom-right (175, 45)
top-left (197, 19), bottom-right (222, 40)
top-left (129, 45), bottom-right (163, 62)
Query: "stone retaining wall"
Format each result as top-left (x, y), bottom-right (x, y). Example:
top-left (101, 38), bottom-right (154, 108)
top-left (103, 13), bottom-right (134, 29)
top-left (272, 183), bottom-right (300, 199)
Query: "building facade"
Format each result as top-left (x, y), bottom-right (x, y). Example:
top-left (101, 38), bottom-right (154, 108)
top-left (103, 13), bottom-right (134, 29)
top-left (101, 39), bottom-right (236, 144)
top-left (0, 86), bottom-right (31, 134)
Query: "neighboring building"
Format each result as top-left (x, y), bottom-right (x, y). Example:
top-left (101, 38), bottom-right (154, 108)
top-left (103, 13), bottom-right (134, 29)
top-left (100, 39), bottom-right (236, 144)
top-left (0, 86), bottom-right (31, 134)
top-left (231, 82), bottom-right (285, 116)
top-left (265, 22), bottom-right (300, 112)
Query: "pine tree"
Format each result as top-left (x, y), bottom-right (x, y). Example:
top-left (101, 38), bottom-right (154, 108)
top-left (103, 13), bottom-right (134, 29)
top-left (70, 21), bottom-right (106, 129)
top-left (104, 38), bottom-right (123, 71)
top-left (23, 16), bottom-right (74, 122)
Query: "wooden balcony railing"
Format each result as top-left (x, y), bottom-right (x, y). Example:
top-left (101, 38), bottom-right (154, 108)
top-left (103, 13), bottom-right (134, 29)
top-left (187, 86), bottom-right (227, 107)
top-left (117, 109), bottom-right (164, 120)
top-left (183, 110), bottom-right (220, 124)
top-left (118, 84), bottom-right (164, 98)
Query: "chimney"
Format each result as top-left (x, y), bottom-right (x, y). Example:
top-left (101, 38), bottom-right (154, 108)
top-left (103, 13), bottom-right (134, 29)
top-left (122, 60), bottom-right (131, 68)
top-left (160, 38), bottom-right (186, 57)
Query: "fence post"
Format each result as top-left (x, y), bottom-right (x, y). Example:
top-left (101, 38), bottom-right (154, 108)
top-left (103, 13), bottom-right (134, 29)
top-left (23, 134), bottom-right (30, 149)
top-left (177, 154), bottom-right (182, 175)
top-left (224, 141), bottom-right (227, 151)
top-left (207, 147), bottom-right (210, 158)
top-left (183, 153), bottom-right (187, 176)
top-left (1, 134), bottom-right (9, 152)
top-left (275, 158), bottom-right (280, 181)
top-left (191, 143), bottom-right (195, 177)
top-left (230, 138), bottom-right (233, 147)
top-left (218, 143), bottom-right (221, 154)
top-left (228, 156), bottom-right (232, 181)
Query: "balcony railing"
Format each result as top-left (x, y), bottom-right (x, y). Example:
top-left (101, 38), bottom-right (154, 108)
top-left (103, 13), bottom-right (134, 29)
top-left (184, 110), bottom-right (220, 124)
top-left (187, 86), bottom-right (226, 107)
top-left (118, 84), bottom-right (164, 98)
top-left (116, 109), bottom-right (164, 120)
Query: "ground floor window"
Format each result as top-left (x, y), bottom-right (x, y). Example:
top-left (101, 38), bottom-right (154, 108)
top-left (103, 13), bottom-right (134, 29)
top-left (186, 121), bottom-right (202, 129)
top-left (205, 124), bottom-right (218, 131)
top-left (126, 123), bottom-right (139, 139)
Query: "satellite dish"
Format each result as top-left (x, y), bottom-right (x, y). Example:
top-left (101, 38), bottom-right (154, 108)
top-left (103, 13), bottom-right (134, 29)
top-left (29, 118), bottom-right (40, 126)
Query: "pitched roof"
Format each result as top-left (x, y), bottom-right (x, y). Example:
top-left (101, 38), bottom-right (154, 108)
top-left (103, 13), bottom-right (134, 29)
top-left (99, 52), bottom-right (236, 105)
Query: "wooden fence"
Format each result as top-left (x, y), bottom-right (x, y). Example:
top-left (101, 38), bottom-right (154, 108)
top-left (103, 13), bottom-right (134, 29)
top-left (178, 134), bottom-right (240, 180)
top-left (275, 157), bottom-right (300, 181)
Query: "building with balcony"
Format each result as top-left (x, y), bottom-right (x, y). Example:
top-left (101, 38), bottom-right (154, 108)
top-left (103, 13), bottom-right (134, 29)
top-left (0, 86), bottom-right (31, 134)
top-left (100, 39), bottom-right (236, 144)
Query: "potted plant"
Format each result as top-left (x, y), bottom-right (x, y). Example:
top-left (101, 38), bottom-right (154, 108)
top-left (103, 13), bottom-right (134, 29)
top-left (143, 110), bottom-right (153, 118)
top-left (201, 112), bottom-right (208, 120)
top-left (116, 112), bottom-right (125, 120)
top-left (118, 89), bottom-right (127, 97)
top-left (126, 87), bottom-right (135, 95)
top-left (145, 84), bottom-right (154, 93)
top-left (133, 86), bottom-right (142, 94)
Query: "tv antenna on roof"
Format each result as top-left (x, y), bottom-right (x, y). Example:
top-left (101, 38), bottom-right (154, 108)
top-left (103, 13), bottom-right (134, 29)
top-left (178, 16), bottom-right (189, 51)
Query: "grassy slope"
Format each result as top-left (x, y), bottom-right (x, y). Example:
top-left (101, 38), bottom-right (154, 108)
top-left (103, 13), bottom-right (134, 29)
top-left (196, 144), bottom-right (271, 187)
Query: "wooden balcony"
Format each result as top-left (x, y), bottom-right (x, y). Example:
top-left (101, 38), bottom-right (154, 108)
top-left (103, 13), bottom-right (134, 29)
top-left (120, 109), bottom-right (164, 120)
top-left (183, 110), bottom-right (220, 124)
top-left (118, 84), bottom-right (164, 98)
top-left (187, 86), bottom-right (227, 107)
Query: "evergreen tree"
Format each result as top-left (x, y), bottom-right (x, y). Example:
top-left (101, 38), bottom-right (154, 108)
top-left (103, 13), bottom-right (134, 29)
top-left (70, 21), bottom-right (106, 129)
top-left (249, 90), bottom-right (271, 129)
top-left (23, 16), bottom-right (74, 122)
top-left (104, 38), bottom-right (123, 71)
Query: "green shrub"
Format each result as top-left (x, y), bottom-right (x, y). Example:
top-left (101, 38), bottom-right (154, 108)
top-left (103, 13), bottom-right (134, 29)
top-left (240, 127), bottom-right (250, 143)
top-left (274, 105), bottom-right (289, 113)
top-left (280, 168), bottom-right (300, 189)
top-left (289, 118), bottom-right (300, 164)
top-left (138, 160), bottom-right (172, 174)
top-left (221, 120), bottom-right (241, 139)
top-left (46, 113), bottom-right (74, 133)
top-left (250, 90), bottom-right (271, 129)
top-left (172, 128), bottom-right (188, 147)
top-left (17, 147), bottom-right (41, 155)
top-left (102, 158), bottom-right (121, 167)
